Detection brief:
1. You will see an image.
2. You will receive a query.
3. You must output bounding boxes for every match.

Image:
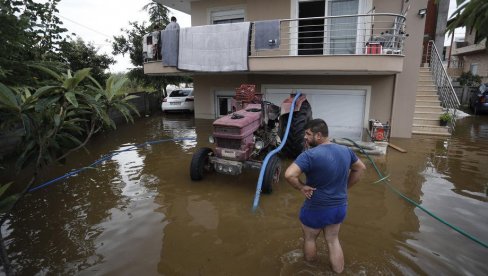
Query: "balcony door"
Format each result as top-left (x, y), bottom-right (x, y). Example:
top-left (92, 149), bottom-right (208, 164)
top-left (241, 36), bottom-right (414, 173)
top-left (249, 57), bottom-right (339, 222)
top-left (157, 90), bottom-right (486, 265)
top-left (297, 0), bottom-right (363, 55)
top-left (327, 0), bottom-right (359, 54)
top-left (298, 1), bottom-right (325, 55)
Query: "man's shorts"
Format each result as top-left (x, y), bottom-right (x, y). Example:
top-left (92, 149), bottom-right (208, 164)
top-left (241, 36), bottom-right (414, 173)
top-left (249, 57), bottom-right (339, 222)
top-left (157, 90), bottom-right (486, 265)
top-left (299, 205), bottom-right (347, 229)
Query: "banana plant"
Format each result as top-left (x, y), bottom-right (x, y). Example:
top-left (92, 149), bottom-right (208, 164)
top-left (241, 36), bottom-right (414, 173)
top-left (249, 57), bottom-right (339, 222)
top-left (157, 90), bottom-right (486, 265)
top-left (85, 74), bottom-right (140, 129)
top-left (0, 66), bottom-right (140, 222)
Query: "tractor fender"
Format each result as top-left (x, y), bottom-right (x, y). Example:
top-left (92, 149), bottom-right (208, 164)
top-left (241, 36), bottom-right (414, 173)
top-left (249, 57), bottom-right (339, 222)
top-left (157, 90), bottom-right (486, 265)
top-left (280, 94), bottom-right (308, 115)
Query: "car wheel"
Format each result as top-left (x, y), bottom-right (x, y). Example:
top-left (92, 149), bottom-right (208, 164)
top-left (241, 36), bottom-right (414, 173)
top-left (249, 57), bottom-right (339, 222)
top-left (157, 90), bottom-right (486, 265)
top-left (262, 155), bottom-right (281, 194)
top-left (190, 147), bottom-right (214, 181)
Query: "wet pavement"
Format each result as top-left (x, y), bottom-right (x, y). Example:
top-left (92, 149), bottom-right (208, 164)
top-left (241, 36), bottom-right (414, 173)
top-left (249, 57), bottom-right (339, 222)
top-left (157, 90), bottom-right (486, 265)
top-left (1, 113), bottom-right (487, 275)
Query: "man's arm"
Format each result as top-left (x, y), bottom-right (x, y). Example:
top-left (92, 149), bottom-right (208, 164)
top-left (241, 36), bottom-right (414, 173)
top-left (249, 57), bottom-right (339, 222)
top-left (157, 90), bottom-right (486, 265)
top-left (347, 159), bottom-right (366, 189)
top-left (285, 163), bottom-right (316, 199)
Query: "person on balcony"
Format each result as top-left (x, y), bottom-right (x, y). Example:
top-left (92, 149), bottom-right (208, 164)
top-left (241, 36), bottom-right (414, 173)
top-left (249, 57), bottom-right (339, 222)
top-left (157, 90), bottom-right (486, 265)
top-left (165, 16), bottom-right (180, 31)
top-left (153, 24), bottom-right (162, 60)
top-left (285, 119), bottom-right (366, 273)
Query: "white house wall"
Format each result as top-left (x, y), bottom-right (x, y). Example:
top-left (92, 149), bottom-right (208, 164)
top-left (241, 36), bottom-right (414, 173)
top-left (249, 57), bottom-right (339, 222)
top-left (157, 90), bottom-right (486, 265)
top-left (193, 75), bottom-right (394, 126)
top-left (187, 0), bottom-right (427, 138)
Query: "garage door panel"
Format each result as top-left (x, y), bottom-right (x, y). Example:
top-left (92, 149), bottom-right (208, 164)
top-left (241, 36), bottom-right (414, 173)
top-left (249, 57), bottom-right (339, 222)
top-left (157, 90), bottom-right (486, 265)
top-left (311, 94), bottom-right (365, 125)
top-left (264, 89), bottom-right (292, 105)
top-left (265, 88), bottom-right (366, 140)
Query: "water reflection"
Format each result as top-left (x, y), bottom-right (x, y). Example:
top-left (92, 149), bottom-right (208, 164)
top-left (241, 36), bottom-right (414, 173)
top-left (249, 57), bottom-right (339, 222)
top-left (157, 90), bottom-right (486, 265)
top-left (399, 116), bottom-right (488, 275)
top-left (160, 114), bottom-right (197, 151)
top-left (0, 113), bottom-right (487, 275)
top-left (2, 165), bottom-right (117, 274)
top-left (111, 144), bottom-right (147, 198)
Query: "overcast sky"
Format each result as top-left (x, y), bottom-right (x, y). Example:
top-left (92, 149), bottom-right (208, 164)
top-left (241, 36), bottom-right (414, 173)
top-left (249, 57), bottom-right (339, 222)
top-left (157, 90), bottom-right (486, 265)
top-left (57, 0), bottom-right (191, 73)
top-left (56, 0), bottom-right (462, 73)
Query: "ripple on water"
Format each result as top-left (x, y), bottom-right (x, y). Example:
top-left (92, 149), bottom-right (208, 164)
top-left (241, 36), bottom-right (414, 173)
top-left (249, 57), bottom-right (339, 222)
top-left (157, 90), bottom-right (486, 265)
top-left (3, 114), bottom-right (488, 275)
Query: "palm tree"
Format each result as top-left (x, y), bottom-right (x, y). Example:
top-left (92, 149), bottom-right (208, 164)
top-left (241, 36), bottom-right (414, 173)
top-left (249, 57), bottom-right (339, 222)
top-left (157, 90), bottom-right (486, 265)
top-left (446, 0), bottom-right (488, 43)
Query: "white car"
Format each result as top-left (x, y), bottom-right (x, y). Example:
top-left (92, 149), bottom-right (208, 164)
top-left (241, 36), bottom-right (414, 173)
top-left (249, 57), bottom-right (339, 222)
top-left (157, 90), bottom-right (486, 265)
top-left (161, 88), bottom-right (194, 113)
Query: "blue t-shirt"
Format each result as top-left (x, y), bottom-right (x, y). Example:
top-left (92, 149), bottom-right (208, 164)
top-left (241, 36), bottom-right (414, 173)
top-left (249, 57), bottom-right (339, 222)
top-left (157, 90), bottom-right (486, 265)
top-left (294, 143), bottom-right (358, 209)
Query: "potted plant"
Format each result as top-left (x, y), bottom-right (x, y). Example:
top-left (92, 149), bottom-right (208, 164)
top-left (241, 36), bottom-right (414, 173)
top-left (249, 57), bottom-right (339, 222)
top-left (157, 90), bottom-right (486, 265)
top-left (439, 113), bottom-right (452, 126)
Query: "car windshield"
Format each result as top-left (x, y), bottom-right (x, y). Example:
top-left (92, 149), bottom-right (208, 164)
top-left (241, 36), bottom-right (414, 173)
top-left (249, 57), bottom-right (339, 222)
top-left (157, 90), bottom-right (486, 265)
top-left (170, 90), bottom-right (192, 97)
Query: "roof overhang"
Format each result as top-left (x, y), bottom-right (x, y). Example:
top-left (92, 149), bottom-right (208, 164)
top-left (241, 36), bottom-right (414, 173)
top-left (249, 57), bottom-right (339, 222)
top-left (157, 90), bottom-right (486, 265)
top-left (154, 0), bottom-right (194, 14)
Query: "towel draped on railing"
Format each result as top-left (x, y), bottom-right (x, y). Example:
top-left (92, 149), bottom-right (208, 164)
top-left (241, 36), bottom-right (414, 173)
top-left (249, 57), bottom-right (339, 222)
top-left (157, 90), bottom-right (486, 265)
top-left (254, 20), bottom-right (281, 50)
top-left (177, 22), bottom-right (251, 72)
top-left (161, 29), bottom-right (179, 67)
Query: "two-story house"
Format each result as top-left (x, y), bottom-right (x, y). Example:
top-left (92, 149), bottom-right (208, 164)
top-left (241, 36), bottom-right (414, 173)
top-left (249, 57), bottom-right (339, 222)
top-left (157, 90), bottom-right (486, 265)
top-left (145, 0), bottom-right (429, 139)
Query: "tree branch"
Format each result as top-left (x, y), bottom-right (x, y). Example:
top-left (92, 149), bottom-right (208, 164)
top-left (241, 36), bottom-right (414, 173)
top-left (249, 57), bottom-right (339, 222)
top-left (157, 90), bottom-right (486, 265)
top-left (55, 119), bottom-right (97, 163)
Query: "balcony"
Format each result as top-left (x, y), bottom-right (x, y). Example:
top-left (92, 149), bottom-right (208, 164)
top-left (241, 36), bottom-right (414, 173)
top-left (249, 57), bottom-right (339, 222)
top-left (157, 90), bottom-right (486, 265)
top-left (144, 13), bottom-right (406, 76)
top-left (452, 38), bottom-right (487, 56)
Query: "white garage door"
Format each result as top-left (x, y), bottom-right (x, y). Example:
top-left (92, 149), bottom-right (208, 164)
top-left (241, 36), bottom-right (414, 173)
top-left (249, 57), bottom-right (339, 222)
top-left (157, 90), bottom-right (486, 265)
top-left (265, 88), bottom-right (366, 140)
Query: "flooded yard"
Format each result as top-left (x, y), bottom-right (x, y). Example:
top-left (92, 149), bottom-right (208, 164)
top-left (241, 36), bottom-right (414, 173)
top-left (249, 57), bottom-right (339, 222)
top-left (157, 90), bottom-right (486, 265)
top-left (1, 113), bottom-right (487, 275)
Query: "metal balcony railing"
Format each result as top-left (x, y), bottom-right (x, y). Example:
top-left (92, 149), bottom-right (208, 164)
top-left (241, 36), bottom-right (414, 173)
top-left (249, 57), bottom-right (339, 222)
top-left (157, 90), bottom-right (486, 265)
top-left (142, 13), bottom-right (407, 63)
top-left (250, 13), bottom-right (407, 57)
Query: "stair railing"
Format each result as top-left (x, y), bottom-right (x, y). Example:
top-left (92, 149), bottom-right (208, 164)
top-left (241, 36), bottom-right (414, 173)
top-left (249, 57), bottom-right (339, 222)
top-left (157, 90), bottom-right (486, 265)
top-left (426, 40), bottom-right (460, 131)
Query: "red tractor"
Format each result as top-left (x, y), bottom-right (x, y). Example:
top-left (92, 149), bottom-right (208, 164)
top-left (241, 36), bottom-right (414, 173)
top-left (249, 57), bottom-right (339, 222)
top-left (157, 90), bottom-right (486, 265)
top-left (190, 84), bottom-right (312, 193)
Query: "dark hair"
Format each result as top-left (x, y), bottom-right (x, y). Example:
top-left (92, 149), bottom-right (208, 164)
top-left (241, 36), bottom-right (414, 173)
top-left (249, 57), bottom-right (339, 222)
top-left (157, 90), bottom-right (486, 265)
top-left (305, 119), bottom-right (329, 137)
top-left (171, 16), bottom-right (177, 22)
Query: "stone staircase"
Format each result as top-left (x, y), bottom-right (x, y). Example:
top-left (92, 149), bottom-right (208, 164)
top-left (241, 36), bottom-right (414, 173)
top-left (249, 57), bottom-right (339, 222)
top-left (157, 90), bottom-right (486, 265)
top-left (412, 67), bottom-right (450, 136)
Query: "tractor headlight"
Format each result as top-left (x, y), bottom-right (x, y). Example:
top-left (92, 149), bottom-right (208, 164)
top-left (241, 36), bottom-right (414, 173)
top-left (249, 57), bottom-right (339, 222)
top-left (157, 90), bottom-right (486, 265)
top-left (208, 135), bottom-right (215, 144)
top-left (255, 141), bottom-right (264, 150)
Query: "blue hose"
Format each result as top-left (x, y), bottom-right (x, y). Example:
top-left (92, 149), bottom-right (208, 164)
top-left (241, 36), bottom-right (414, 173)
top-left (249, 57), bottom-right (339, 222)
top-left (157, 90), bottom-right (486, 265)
top-left (28, 137), bottom-right (196, 193)
top-left (252, 92), bottom-right (302, 211)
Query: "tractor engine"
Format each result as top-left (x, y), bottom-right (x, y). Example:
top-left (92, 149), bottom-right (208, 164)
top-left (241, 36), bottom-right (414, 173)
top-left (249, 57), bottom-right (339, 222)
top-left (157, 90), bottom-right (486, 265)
top-left (212, 104), bottom-right (263, 161)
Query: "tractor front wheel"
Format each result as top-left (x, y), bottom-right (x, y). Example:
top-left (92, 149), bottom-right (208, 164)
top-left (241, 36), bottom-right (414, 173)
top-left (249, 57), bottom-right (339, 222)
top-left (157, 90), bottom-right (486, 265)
top-left (262, 155), bottom-right (282, 194)
top-left (190, 147), bottom-right (214, 181)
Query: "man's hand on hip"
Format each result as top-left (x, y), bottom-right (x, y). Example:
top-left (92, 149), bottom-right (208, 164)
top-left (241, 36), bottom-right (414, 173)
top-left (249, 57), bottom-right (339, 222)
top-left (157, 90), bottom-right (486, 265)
top-left (300, 185), bottom-right (316, 199)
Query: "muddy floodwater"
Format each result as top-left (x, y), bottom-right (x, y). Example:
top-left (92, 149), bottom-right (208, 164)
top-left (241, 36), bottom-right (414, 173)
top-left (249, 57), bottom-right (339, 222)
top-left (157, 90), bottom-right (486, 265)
top-left (1, 113), bottom-right (487, 275)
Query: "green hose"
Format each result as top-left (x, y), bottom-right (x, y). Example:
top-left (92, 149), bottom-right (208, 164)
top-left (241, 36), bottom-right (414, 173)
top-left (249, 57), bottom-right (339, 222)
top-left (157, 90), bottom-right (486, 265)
top-left (343, 138), bottom-right (488, 249)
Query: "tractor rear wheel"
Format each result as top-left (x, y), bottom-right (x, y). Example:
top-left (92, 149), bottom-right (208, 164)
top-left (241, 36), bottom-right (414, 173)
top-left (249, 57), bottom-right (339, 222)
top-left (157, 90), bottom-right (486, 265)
top-left (190, 147), bottom-right (214, 181)
top-left (279, 101), bottom-right (312, 158)
top-left (262, 155), bottom-right (281, 194)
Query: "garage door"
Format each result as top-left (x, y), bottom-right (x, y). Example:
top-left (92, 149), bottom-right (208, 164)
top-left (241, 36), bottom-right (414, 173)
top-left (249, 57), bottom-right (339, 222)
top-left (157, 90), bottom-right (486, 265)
top-left (265, 88), bottom-right (366, 140)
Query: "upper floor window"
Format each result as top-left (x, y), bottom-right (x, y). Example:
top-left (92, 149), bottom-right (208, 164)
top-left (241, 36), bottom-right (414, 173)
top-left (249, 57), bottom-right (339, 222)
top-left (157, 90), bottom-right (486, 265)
top-left (210, 8), bottom-right (245, 24)
top-left (470, 63), bottom-right (479, 75)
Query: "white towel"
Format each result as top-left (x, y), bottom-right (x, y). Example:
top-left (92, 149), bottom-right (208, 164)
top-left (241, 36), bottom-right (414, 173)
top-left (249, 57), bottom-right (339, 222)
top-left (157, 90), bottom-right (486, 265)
top-left (162, 29), bottom-right (179, 66)
top-left (178, 22), bottom-right (251, 72)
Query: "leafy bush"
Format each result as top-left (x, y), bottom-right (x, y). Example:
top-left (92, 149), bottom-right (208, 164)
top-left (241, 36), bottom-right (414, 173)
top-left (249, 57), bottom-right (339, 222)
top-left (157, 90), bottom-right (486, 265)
top-left (458, 71), bottom-right (482, 86)
top-left (439, 112), bottom-right (452, 122)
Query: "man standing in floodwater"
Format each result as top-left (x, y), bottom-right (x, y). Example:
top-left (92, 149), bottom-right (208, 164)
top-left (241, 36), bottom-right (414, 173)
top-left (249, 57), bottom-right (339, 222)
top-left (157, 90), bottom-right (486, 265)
top-left (285, 119), bottom-right (366, 273)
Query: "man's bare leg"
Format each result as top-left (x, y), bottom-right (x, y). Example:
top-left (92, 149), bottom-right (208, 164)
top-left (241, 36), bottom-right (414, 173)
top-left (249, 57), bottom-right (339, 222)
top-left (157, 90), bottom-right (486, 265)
top-left (301, 223), bottom-right (322, 262)
top-left (324, 223), bottom-right (344, 273)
